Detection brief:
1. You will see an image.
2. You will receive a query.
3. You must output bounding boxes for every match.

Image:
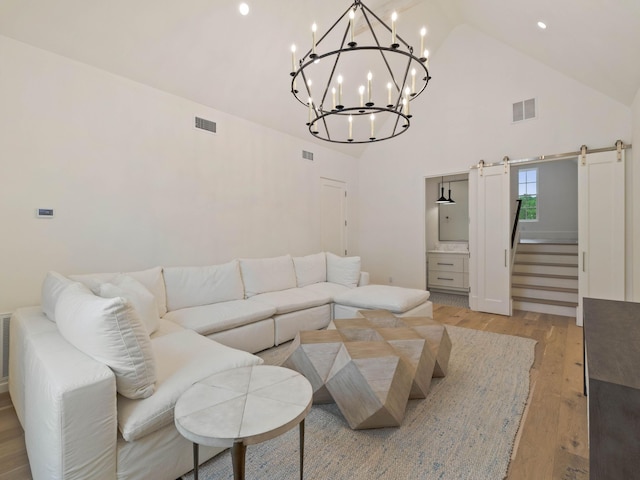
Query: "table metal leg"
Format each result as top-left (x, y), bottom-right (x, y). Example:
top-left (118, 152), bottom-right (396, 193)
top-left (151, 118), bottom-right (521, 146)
top-left (231, 441), bottom-right (246, 480)
top-left (299, 419), bottom-right (305, 480)
top-left (193, 443), bottom-right (199, 480)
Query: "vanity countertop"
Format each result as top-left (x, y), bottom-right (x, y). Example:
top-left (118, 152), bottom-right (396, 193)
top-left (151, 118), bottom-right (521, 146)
top-left (428, 250), bottom-right (469, 255)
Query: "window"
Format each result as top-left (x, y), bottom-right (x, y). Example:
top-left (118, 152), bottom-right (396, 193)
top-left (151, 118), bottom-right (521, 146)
top-left (518, 167), bottom-right (538, 221)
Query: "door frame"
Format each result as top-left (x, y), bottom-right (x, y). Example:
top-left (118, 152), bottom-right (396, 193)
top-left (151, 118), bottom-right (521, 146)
top-left (319, 177), bottom-right (348, 256)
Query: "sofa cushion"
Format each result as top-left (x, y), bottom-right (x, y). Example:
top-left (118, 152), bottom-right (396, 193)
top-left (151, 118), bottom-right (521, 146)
top-left (98, 275), bottom-right (160, 335)
top-left (333, 285), bottom-right (430, 313)
top-left (55, 282), bottom-right (157, 399)
top-left (293, 252), bottom-right (327, 287)
top-left (239, 255), bottom-right (297, 297)
top-left (302, 281), bottom-right (351, 301)
top-left (163, 260), bottom-right (244, 311)
top-left (69, 266), bottom-right (167, 318)
top-left (163, 300), bottom-right (275, 336)
top-left (249, 288), bottom-right (331, 314)
top-left (117, 329), bottom-right (262, 441)
top-left (326, 252), bottom-right (361, 288)
top-left (41, 271), bottom-right (74, 322)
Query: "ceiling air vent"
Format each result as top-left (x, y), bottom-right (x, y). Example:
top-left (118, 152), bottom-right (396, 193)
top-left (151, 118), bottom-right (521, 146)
top-left (302, 150), bottom-right (314, 161)
top-left (195, 116), bottom-right (216, 133)
top-left (512, 98), bottom-right (536, 123)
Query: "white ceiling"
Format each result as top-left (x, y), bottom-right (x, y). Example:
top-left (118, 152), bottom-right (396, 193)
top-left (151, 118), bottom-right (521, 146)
top-left (1, 0), bottom-right (639, 155)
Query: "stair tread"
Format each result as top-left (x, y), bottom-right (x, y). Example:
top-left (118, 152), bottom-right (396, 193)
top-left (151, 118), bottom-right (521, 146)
top-left (514, 261), bottom-right (577, 267)
top-left (512, 272), bottom-right (578, 280)
top-left (511, 283), bottom-right (578, 294)
top-left (518, 240), bottom-right (578, 245)
top-left (516, 252), bottom-right (579, 256)
top-left (512, 296), bottom-right (578, 307)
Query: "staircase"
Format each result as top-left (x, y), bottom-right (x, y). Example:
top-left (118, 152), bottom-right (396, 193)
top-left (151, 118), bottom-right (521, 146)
top-left (511, 242), bottom-right (578, 317)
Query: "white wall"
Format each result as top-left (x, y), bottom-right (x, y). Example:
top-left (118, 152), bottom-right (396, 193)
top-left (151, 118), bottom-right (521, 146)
top-left (0, 36), bottom-right (359, 312)
top-left (510, 159), bottom-right (579, 241)
top-left (357, 25), bottom-right (632, 288)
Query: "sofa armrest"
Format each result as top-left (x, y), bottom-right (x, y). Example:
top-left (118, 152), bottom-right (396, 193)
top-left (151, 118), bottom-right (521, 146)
top-left (23, 328), bottom-right (117, 480)
top-left (358, 271), bottom-right (370, 286)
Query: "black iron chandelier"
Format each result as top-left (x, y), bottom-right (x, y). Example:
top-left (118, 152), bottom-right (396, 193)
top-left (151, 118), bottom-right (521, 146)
top-left (290, 0), bottom-right (431, 144)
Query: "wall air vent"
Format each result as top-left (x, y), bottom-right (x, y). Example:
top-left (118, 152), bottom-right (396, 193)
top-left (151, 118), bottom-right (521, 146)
top-left (302, 150), bottom-right (314, 161)
top-left (512, 98), bottom-right (536, 123)
top-left (195, 116), bottom-right (217, 133)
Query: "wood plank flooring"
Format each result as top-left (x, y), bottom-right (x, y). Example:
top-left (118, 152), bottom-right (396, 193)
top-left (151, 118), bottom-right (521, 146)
top-left (0, 305), bottom-right (588, 480)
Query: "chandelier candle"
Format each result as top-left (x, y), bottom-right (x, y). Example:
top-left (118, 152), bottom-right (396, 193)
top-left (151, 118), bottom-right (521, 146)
top-left (332, 88), bottom-right (336, 110)
top-left (348, 115), bottom-right (353, 141)
top-left (337, 75), bottom-right (344, 109)
top-left (411, 69), bottom-right (416, 94)
top-left (370, 114), bottom-right (375, 139)
top-left (311, 23), bottom-right (317, 56)
top-left (420, 27), bottom-right (426, 58)
top-left (391, 11), bottom-right (398, 46)
top-left (367, 72), bottom-right (373, 105)
top-left (291, 45), bottom-right (296, 73)
top-left (404, 87), bottom-right (411, 117)
top-left (387, 82), bottom-right (393, 107)
top-left (359, 85), bottom-right (365, 110)
top-left (349, 10), bottom-right (356, 45)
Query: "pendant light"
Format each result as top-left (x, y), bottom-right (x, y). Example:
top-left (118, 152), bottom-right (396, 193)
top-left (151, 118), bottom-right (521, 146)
top-left (436, 176), bottom-right (448, 204)
top-left (447, 181), bottom-right (456, 204)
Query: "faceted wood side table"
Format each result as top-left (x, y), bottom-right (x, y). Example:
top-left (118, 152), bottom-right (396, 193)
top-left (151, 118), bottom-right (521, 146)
top-left (283, 310), bottom-right (452, 429)
top-left (175, 365), bottom-right (312, 480)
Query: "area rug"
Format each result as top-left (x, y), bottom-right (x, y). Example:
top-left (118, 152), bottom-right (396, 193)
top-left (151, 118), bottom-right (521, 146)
top-left (183, 325), bottom-right (535, 480)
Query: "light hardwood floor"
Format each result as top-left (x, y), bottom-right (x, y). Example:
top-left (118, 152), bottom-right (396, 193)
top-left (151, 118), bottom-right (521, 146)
top-left (0, 304), bottom-right (588, 480)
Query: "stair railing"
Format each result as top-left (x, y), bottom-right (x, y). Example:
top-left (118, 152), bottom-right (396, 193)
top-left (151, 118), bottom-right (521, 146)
top-left (511, 199), bottom-right (522, 249)
top-left (510, 199), bottom-right (522, 270)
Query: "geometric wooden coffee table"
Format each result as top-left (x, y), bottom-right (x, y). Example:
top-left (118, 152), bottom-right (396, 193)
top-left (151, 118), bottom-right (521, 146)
top-left (283, 309), bottom-right (451, 430)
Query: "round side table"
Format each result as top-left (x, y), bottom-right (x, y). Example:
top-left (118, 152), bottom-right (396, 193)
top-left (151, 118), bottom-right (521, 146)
top-left (175, 365), bottom-right (313, 480)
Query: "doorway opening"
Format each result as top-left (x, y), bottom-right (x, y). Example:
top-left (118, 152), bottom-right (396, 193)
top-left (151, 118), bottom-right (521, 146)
top-left (424, 173), bottom-right (470, 306)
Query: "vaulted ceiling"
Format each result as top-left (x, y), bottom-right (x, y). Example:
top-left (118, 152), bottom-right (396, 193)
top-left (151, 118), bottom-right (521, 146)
top-left (1, 0), bottom-right (639, 154)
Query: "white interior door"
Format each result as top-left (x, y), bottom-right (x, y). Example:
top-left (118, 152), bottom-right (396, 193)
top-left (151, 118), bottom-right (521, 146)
top-left (577, 149), bottom-right (625, 325)
top-left (320, 178), bottom-right (347, 255)
top-left (469, 162), bottom-right (512, 315)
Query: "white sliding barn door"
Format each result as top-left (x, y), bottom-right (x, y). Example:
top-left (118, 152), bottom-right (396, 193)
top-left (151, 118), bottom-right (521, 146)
top-left (577, 149), bottom-right (625, 325)
top-left (320, 178), bottom-right (347, 256)
top-left (469, 162), bottom-right (512, 315)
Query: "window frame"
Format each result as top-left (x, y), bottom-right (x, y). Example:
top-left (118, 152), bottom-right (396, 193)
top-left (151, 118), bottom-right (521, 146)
top-left (518, 167), bottom-right (539, 222)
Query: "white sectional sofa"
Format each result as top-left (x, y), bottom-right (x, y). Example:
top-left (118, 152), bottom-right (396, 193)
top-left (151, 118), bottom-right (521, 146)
top-left (9, 252), bottom-right (432, 480)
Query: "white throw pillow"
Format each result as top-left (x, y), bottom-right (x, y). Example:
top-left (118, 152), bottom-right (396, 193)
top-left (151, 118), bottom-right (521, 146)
top-left (293, 252), bottom-right (327, 287)
top-left (326, 252), bottom-right (361, 288)
top-left (69, 266), bottom-right (167, 317)
top-left (55, 282), bottom-right (157, 399)
top-left (239, 255), bottom-right (297, 297)
top-left (41, 271), bottom-right (73, 322)
top-left (126, 267), bottom-right (167, 318)
top-left (98, 275), bottom-right (160, 335)
top-left (163, 260), bottom-right (245, 311)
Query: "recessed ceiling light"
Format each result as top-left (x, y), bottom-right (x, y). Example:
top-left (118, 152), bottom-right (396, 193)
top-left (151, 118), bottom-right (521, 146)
top-left (239, 3), bottom-right (249, 15)
top-left (537, 21), bottom-right (547, 30)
